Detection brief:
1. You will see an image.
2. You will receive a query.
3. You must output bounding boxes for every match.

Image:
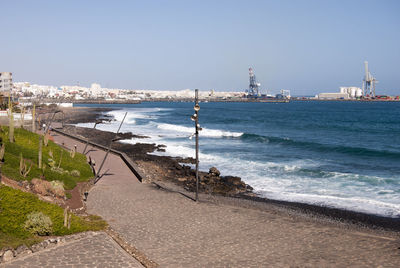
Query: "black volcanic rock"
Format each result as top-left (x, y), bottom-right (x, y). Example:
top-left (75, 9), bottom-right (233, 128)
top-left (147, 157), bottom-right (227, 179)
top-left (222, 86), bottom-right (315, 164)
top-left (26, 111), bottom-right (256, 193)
top-left (209, 167), bottom-right (221, 177)
top-left (60, 121), bottom-right (253, 197)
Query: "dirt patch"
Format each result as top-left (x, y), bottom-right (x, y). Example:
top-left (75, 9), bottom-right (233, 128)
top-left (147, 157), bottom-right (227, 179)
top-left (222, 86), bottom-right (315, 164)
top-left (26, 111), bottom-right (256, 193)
top-left (65, 182), bottom-right (89, 210)
top-left (1, 176), bottom-right (30, 192)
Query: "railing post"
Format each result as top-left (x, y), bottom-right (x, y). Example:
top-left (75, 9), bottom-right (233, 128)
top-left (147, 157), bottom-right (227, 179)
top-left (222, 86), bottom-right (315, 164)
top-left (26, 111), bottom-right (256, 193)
top-left (94, 112), bottom-right (127, 184)
top-left (82, 120), bottom-right (101, 154)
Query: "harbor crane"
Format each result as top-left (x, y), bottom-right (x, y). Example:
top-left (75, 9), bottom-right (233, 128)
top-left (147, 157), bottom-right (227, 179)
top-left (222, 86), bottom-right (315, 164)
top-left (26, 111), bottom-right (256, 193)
top-left (362, 61), bottom-right (378, 97)
top-left (246, 67), bottom-right (261, 97)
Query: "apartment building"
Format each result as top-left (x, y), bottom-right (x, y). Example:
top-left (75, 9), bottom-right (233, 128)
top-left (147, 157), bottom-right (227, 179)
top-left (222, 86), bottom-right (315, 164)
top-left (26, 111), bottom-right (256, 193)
top-left (0, 72), bottom-right (13, 93)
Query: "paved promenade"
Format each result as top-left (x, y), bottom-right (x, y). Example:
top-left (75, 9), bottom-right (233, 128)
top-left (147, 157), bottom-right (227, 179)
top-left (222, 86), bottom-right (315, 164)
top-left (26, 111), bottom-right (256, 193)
top-left (86, 182), bottom-right (400, 267)
top-left (50, 133), bottom-right (400, 267)
top-left (2, 232), bottom-right (142, 268)
top-left (46, 130), bottom-right (400, 267)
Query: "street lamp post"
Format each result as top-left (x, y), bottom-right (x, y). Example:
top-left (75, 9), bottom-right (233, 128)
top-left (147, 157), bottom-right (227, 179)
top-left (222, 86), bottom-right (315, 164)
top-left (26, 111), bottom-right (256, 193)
top-left (191, 89), bottom-right (201, 201)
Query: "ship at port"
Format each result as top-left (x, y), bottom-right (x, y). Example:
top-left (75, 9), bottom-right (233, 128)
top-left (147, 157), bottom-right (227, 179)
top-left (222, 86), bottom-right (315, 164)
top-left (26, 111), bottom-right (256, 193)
top-left (245, 67), bottom-right (290, 102)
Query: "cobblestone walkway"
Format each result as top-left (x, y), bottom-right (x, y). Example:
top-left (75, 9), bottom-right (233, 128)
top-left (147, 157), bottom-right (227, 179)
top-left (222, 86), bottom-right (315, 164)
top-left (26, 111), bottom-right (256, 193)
top-left (1, 232), bottom-right (143, 268)
top-left (87, 181), bottom-right (400, 267)
top-left (52, 131), bottom-right (400, 267)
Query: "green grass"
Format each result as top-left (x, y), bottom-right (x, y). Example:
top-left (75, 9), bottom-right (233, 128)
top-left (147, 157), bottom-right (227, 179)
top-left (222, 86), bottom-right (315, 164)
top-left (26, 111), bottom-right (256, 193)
top-left (0, 185), bottom-right (107, 249)
top-left (0, 127), bottom-right (107, 249)
top-left (0, 127), bottom-right (93, 189)
top-left (0, 231), bottom-right (43, 249)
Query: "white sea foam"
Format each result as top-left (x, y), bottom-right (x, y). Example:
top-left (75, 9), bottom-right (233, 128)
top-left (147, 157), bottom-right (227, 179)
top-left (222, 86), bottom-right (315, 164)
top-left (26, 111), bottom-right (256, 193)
top-left (75, 120), bottom-right (136, 136)
top-left (241, 163), bottom-right (400, 217)
top-left (107, 110), bottom-right (153, 123)
top-left (106, 108), bottom-right (173, 124)
top-left (257, 190), bottom-right (400, 218)
top-left (197, 156), bottom-right (400, 217)
top-left (149, 140), bottom-right (223, 163)
top-left (157, 123), bottom-right (243, 138)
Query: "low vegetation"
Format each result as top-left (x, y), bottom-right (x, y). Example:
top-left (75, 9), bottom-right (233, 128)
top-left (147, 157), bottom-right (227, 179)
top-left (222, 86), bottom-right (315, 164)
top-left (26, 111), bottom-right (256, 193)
top-left (0, 185), bottom-right (107, 249)
top-left (0, 125), bottom-right (106, 250)
top-left (0, 127), bottom-right (93, 189)
top-left (23, 211), bottom-right (53, 236)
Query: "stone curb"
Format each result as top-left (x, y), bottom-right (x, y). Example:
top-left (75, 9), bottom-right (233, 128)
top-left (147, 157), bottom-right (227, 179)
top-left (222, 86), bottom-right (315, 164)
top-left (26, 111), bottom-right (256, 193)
top-left (0, 231), bottom-right (100, 264)
top-left (105, 227), bottom-right (159, 268)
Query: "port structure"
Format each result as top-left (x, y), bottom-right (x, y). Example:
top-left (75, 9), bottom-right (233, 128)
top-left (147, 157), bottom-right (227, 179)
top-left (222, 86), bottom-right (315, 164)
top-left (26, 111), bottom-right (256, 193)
top-left (246, 67), bottom-right (261, 98)
top-left (362, 61), bottom-right (378, 97)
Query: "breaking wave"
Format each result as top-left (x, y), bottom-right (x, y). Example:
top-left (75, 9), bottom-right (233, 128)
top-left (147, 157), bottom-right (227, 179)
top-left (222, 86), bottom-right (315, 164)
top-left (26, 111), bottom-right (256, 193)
top-left (157, 123), bottom-right (243, 138)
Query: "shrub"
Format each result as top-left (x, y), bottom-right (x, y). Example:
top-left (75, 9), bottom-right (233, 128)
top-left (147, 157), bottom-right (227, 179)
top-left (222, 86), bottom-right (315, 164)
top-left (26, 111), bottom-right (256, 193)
top-left (50, 180), bottom-right (64, 190)
top-left (0, 142), bottom-right (5, 161)
top-left (50, 180), bottom-right (65, 198)
top-left (19, 153), bottom-right (32, 177)
top-left (70, 147), bottom-right (76, 158)
top-left (43, 132), bottom-right (50, 146)
top-left (70, 170), bottom-right (80, 177)
top-left (51, 166), bottom-right (65, 174)
top-left (23, 211), bottom-right (53, 236)
top-left (52, 168), bottom-right (70, 176)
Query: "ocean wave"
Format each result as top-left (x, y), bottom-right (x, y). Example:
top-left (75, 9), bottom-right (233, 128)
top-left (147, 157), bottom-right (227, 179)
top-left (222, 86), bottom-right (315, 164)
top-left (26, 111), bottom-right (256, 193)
top-left (148, 141), bottom-right (224, 163)
top-left (241, 133), bottom-right (400, 159)
top-left (255, 190), bottom-right (400, 218)
top-left (240, 160), bottom-right (394, 187)
top-left (107, 110), bottom-right (158, 123)
top-left (157, 123), bottom-right (243, 138)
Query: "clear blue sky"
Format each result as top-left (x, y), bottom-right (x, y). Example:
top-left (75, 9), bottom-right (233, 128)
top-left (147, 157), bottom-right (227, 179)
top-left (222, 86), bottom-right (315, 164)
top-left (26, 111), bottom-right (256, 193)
top-left (1, 0), bottom-right (399, 95)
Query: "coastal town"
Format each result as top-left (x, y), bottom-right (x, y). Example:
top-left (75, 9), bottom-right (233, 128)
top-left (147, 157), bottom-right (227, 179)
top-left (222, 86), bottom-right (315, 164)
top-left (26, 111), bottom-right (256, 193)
top-left (2, 61), bottom-right (399, 103)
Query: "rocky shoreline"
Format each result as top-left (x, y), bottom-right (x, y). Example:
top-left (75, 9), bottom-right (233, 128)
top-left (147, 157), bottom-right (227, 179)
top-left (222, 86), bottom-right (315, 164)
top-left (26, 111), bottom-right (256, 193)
top-left (60, 123), bottom-right (253, 196)
top-left (56, 107), bottom-right (400, 232)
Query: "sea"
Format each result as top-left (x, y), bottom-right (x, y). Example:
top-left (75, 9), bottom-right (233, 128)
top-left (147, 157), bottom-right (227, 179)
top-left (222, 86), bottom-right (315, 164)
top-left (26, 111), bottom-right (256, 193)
top-left (75, 101), bottom-right (400, 218)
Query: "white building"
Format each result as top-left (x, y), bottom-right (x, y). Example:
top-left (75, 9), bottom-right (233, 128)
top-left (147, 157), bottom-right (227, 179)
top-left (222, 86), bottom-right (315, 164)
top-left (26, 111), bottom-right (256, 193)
top-left (0, 72), bottom-right (13, 93)
top-left (340, 87), bottom-right (362, 99)
top-left (318, 92), bottom-right (350, 100)
top-left (91, 83), bottom-right (101, 91)
top-left (90, 83), bottom-right (104, 98)
top-left (318, 86), bottom-right (363, 100)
